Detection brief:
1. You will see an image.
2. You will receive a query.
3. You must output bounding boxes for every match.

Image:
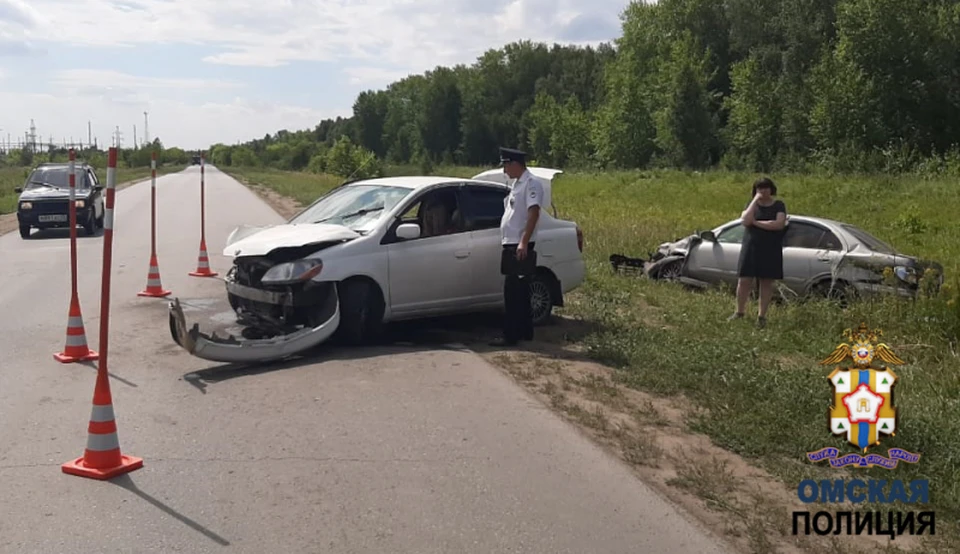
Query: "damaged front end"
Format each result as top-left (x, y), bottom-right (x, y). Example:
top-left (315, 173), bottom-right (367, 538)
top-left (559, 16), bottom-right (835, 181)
top-left (168, 233), bottom-right (352, 363)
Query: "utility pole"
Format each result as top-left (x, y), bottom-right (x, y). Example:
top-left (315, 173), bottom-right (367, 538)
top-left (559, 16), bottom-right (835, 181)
top-left (134, 125), bottom-right (138, 149)
top-left (144, 111), bottom-right (149, 145)
top-left (88, 121), bottom-right (92, 150)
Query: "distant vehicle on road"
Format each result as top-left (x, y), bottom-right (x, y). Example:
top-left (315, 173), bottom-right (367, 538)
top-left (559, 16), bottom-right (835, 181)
top-left (191, 155), bottom-right (201, 165)
top-left (15, 162), bottom-right (105, 239)
top-left (169, 172), bottom-right (585, 363)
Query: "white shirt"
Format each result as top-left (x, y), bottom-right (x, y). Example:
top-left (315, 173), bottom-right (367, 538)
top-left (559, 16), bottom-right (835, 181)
top-left (500, 169), bottom-right (545, 245)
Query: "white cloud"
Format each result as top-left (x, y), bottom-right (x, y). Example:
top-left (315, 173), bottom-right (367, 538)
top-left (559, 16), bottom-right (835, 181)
top-left (23, 0), bottom-right (624, 71)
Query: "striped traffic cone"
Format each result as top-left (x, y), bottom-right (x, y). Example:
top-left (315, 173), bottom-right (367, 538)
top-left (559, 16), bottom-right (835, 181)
top-left (62, 369), bottom-right (143, 480)
top-left (189, 238), bottom-right (218, 277)
top-left (54, 294), bottom-right (99, 363)
top-left (137, 253), bottom-right (171, 297)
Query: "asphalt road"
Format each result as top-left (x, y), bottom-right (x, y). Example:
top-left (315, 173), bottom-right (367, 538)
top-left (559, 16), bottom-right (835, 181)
top-left (0, 165), bottom-right (732, 553)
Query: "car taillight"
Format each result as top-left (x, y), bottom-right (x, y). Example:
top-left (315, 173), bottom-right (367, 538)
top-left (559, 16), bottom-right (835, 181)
top-left (576, 225), bottom-right (584, 252)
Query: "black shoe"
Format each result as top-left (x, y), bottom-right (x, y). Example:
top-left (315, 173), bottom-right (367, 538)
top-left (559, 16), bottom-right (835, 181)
top-left (488, 337), bottom-right (518, 347)
top-left (727, 312), bottom-right (744, 321)
top-left (757, 316), bottom-right (767, 329)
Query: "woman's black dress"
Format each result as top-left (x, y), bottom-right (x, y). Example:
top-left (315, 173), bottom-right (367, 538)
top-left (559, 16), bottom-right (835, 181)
top-left (737, 200), bottom-right (786, 279)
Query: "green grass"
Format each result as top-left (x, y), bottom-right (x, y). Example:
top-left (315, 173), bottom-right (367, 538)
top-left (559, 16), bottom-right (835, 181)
top-left (0, 164), bottom-right (183, 215)
top-left (224, 164), bottom-right (960, 541)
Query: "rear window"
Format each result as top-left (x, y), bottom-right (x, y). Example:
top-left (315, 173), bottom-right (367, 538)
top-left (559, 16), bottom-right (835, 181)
top-left (841, 224), bottom-right (896, 254)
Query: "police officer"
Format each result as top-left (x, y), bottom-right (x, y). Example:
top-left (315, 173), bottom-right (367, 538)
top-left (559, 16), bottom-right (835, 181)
top-left (490, 147), bottom-right (545, 347)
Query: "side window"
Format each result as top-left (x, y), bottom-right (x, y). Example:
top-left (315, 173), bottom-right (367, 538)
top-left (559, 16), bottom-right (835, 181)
top-left (87, 170), bottom-right (99, 187)
top-left (784, 222), bottom-right (826, 249)
top-left (460, 185), bottom-right (507, 230)
top-left (717, 224), bottom-right (745, 244)
top-left (818, 230), bottom-right (842, 251)
top-left (397, 187), bottom-right (466, 239)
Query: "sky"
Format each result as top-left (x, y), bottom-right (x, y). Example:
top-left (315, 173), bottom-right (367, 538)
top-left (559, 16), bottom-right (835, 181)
top-left (0, 0), bottom-right (628, 152)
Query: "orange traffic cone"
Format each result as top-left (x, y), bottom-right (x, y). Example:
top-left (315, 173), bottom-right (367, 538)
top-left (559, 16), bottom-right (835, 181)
top-left (62, 369), bottom-right (143, 480)
top-left (189, 238), bottom-right (218, 277)
top-left (54, 294), bottom-right (99, 363)
top-left (138, 253), bottom-right (171, 297)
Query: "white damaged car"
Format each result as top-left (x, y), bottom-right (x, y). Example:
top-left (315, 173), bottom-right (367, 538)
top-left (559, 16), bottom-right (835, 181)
top-left (168, 173), bottom-right (586, 363)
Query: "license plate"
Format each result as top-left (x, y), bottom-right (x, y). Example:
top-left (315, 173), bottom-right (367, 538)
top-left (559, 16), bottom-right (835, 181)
top-left (38, 214), bottom-right (67, 222)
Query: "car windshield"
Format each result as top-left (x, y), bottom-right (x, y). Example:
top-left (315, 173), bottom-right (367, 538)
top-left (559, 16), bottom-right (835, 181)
top-left (24, 168), bottom-right (88, 189)
top-left (288, 184), bottom-right (412, 232)
top-left (841, 224), bottom-right (897, 254)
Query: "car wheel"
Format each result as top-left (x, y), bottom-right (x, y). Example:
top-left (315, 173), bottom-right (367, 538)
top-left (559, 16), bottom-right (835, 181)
top-left (529, 273), bottom-right (555, 325)
top-left (19, 225), bottom-right (30, 239)
top-left (657, 258), bottom-right (683, 281)
top-left (335, 279), bottom-right (385, 346)
top-left (811, 280), bottom-right (853, 308)
top-left (83, 212), bottom-right (96, 236)
top-left (96, 208), bottom-right (104, 229)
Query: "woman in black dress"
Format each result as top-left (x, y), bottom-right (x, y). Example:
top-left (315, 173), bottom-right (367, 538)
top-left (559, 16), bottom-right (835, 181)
top-left (729, 177), bottom-right (787, 328)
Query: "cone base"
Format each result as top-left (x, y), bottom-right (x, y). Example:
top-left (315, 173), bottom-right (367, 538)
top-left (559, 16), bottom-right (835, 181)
top-left (138, 289), bottom-right (172, 297)
top-left (62, 454), bottom-right (143, 480)
top-left (189, 270), bottom-right (218, 277)
top-left (54, 349), bottom-right (99, 363)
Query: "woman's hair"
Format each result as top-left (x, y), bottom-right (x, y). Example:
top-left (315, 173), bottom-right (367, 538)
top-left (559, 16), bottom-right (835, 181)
top-left (752, 177), bottom-right (777, 196)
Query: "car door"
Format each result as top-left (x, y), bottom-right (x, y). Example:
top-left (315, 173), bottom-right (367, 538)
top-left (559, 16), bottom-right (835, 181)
top-left (384, 185), bottom-right (475, 316)
top-left (781, 221), bottom-right (835, 294)
top-left (85, 169), bottom-right (102, 219)
top-left (458, 184), bottom-right (509, 305)
top-left (684, 222), bottom-right (745, 286)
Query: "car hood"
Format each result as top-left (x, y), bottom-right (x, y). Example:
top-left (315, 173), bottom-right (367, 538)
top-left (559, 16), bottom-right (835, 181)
top-left (223, 223), bottom-right (360, 257)
top-left (19, 187), bottom-right (86, 200)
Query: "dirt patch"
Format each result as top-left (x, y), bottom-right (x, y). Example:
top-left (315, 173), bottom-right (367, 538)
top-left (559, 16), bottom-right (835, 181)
top-left (230, 174), bottom-right (303, 220)
top-left (473, 317), bottom-right (928, 554)
top-left (0, 176), bottom-right (152, 238)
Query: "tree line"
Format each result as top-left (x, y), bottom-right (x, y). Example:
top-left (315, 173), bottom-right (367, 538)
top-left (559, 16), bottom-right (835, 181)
top-left (202, 0), bottom-right (960, 178)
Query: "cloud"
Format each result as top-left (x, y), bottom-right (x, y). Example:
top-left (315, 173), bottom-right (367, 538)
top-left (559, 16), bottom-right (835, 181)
top-left (26, 0), bottom-right (625, 72)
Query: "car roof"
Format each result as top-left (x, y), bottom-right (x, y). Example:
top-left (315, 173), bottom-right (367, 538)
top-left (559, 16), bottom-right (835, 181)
top-left (33, 162), bottom-right (93, 169)
top-left (344, 175), bottom-right (508, 191)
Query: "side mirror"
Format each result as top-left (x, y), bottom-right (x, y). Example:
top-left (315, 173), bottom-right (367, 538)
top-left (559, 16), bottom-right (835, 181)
top-left (14, 187), bottom-right (22, 193)
top-left (699, 230), bottom-right (716, 241)
top-left (396, 223), bottom-right (421, 240)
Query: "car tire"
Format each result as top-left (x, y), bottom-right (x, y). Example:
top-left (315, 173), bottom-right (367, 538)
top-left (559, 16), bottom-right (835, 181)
top-left (335, 279), bottom-right (385, 346)
top-left (19, 225), bottom-right (30, 239)
top-left (529, 273), bottom-right (555, 326)
top-left (95, 208), bottom-right (104, 229)
top-left (83, 212), bottom-right (96, 236)
top-left (810, 280), bottom-right (854, 308)
top-left (656, 258), bottom-right (684, 281)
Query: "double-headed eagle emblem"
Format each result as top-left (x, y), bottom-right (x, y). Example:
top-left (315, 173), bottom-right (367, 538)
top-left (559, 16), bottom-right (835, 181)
top-left (819, 322), bottom-right (905, 369)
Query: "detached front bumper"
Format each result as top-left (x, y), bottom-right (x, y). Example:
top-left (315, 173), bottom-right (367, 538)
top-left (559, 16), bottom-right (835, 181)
top-left (167, 282), bottom-right (341, 364)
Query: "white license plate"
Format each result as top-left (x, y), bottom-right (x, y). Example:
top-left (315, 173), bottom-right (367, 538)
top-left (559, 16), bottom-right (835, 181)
top-left (38, 214), bottom-right (68, 222)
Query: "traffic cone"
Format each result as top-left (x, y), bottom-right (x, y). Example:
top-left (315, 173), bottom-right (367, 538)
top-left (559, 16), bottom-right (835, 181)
top-left (137, 253), bottom-right (171, 297)
top-left (54, 295), bottom-right (99, 363)
top-left (189, 238), bottom-right (218, 277)
top-left (62, 370), bottom-right (143, 480)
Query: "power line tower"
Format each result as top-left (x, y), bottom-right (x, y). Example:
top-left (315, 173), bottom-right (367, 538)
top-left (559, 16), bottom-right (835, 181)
top-left (113, 126), bottom-right (123, 148)
top-left (28, 119), bottom-right (37, 153)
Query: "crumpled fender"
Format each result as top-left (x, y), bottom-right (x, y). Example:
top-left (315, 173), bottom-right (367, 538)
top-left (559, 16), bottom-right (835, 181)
top-left (167, 288), bottom-right (341, 364)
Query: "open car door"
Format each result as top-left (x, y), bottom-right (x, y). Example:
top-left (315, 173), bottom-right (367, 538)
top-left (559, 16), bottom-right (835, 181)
top-left (471, 167), bottom-right (563, 218)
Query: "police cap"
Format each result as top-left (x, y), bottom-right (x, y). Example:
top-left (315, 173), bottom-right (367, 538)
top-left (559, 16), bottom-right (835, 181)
top-left (499, 147), bottom-right (527, 164)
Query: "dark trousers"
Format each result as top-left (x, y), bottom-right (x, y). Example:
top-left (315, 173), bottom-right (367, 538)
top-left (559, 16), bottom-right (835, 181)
top-left (501, 243), bottom-right (535, 342)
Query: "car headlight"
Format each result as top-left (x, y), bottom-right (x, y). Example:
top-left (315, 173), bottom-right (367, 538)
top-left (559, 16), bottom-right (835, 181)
top-left (20, 202), bottom-right (32, 210)
top-left (260, 259), bottom-right (323, 285)
top-left (75, 200), bottom-right (85, 208)
top-left (894, 266), bottom-right (917, 285)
